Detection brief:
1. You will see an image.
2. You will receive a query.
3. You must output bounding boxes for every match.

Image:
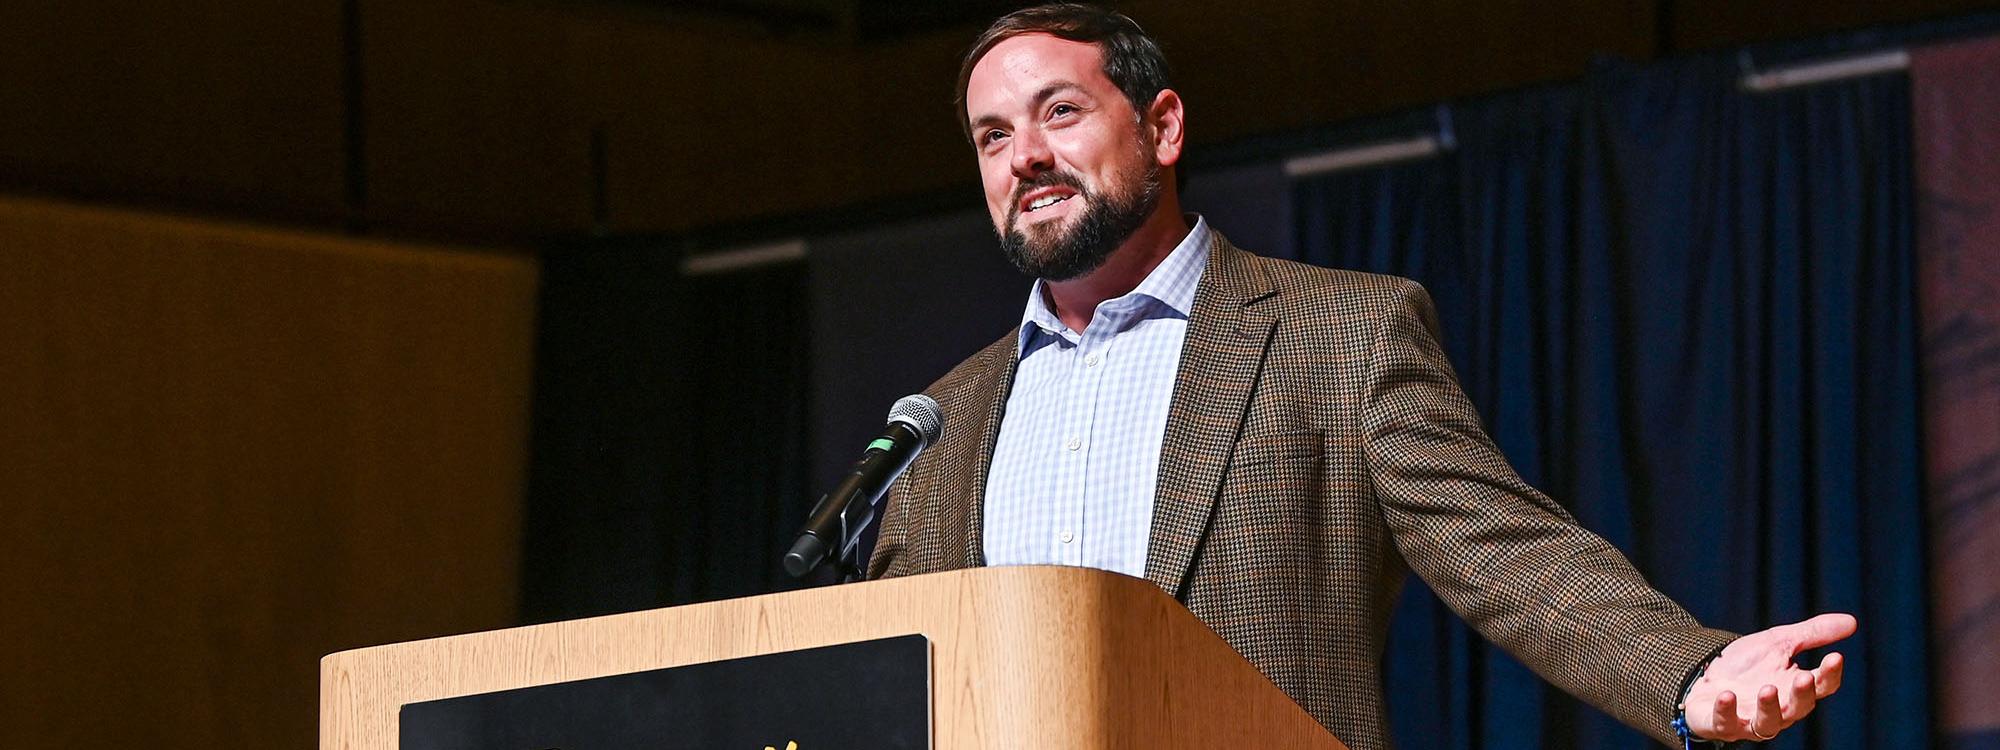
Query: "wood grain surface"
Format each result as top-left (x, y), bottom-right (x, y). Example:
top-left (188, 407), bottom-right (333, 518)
top-left (322, 566), bottom-right (1347, 750)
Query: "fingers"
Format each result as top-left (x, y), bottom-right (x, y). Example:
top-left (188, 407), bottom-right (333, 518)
top-left (1789, 613), bottom-right (1859, 651)
top-left (1710, 684), bottom-right (1809, 742)
top-left (1753, 684), bottom-right (1785, 738)
top-left (1786, 671), bottom-right (1819, 720)
top-left (1712, 690), bottom-right (1739, 736)
top-left (1812, 651), bottom-right (1846, 698)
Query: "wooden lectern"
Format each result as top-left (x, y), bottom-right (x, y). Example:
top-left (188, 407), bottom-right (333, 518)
top-left (321, 566), bottom-right (1347, 749)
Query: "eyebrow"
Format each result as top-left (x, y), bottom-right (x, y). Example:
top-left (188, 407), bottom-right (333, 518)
top-left (969, 80), bottom-right (1088, 133)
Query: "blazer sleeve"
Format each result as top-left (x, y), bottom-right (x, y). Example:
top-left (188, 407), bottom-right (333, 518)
top-left (1361, 277), bottom-right (1737, 747)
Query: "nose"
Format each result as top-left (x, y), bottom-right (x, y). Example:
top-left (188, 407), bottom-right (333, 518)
top-left (1010, 127), bottom-right (1053, 179)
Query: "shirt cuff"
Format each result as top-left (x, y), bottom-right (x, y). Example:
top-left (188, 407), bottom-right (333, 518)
top-left (1674, 640), bottom-right (1754, 748)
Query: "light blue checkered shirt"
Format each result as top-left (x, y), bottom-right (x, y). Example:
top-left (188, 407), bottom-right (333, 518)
top-left (982, 215), bottom-right (1212, 579)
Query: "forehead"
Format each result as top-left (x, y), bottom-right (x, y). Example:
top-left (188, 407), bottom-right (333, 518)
top-left (965, 33), bottom-right (1114, 114)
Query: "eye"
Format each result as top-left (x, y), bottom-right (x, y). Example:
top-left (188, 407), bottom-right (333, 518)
top-left (1050, 103), bottom-right (1077, 118)
top-left (981, 128), bottom-right (1008, 145)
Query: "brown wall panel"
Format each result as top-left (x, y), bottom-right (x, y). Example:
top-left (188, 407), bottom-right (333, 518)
top-left (0, 195), bottom-right (536, 748)
top-left (1671, 0), bottom-right (2000, 52)
top-left (348, 0), bottom-right (1655, 237)
top-left (566, 0), bottom-right (1657, 235)
top-left (8, 2), bottom-right (1996, 238)
top-left (565, 11), bottom-right (870, 235)
top-left (359, 0), bottom-right (592, 238)
top-left (1128, 0), bottom-right (1656, 141)
top-left (0, 1), bottom-right (348, 223)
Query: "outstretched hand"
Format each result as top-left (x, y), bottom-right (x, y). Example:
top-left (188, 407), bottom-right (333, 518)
top-left (1684, 613), bottom-right (1855, 742)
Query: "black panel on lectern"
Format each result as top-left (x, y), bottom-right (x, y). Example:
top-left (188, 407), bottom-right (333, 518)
top-left (399, 634), bottom-right (929, 750)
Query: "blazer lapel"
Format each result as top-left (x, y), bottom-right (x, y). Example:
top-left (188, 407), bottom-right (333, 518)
top-left (944, 330), bottom-right (1019, 569)
top-left (1143, 236), bottom-right (1278, 599)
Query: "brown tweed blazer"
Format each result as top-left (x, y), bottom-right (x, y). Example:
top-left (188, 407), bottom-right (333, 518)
top-left (867, 232), bottom-right (1738, 749)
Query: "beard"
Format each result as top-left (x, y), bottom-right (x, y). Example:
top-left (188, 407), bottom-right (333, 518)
top-left (997, 160), bottom-right (1162, 282)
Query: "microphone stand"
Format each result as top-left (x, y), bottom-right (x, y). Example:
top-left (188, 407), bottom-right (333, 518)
top-left (836, 543), bottom-right (864, 584)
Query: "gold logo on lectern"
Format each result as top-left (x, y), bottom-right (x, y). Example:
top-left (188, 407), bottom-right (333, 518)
top-left (763, 742), bottom-right (798, 750)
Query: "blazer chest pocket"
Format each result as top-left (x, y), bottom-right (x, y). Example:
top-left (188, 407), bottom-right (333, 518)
top-left (1217, 431), bottom-right (1324, 523)
top-left (1227, 430), bottom-right (1323, 469)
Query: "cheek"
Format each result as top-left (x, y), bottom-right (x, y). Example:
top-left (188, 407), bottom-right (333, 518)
top-left (1054, 126), bottom-right (1133, 178)
top-left (979, 165), bottom-right (1014, 217)
top-left (1047, 153), bottom-right (1103, 193)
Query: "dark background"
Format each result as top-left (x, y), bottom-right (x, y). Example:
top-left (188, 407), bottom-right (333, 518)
top-left (2, 0), bottom-right (1993, 241)
top-left (5, 1), bottom-right (1999, 748)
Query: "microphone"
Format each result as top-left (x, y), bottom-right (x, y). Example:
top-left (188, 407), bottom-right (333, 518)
top-left (783, 394), bottom-right (944, 579)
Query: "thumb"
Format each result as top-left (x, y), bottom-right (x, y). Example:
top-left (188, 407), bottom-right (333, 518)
top-left (1787, 613), bottom-right (1858, 651)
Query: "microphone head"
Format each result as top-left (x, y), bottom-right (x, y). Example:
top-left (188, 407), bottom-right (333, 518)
top-left (887, 394), bottom-right (944, 448)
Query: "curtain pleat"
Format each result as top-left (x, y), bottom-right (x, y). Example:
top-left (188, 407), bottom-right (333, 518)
top-left (1292, 56), bottom-right (1928, 749)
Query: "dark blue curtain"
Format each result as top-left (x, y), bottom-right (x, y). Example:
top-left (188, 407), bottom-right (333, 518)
top-left (1290, 57), bottom-right (1928, 749)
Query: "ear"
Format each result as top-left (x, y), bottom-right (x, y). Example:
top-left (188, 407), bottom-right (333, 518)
top-left (1146, 88), bottom-right (1186, 168)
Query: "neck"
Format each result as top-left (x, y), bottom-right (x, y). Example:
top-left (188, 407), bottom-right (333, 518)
top-left (1043, 195), bottom-right (1189, 332)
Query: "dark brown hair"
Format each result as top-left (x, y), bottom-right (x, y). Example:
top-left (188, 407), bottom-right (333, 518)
top-left (955, 3), bottom-right (1173, 141)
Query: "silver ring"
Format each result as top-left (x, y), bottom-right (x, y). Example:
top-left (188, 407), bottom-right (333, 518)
top-left (1751, 726), bottom-right (1777, 741)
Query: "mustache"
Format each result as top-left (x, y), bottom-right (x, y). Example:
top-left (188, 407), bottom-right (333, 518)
top-left (1008, 171), bottom-right (1089, 219)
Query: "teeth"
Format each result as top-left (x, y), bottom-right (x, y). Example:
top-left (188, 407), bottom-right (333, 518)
top-left (1028, 194), bottom-right (1069, 211)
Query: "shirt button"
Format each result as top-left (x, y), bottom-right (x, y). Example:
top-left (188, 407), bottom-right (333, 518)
top-left (1060, 531), bottom-right (1074, 543)
top-left (1085, 354), bottom-right (1101, 367)
top-left (1065, 437), bottom-right (1081, 451)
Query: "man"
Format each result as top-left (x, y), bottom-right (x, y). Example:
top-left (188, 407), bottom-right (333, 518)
top-left (865, 4), bottom-right (1852, 748)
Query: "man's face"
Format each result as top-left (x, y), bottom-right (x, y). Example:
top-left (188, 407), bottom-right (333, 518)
top-left (964, 34), bottom-right (1163, 281)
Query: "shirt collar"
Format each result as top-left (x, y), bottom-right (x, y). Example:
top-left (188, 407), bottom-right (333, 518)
top-left (1016, 214), bottom-right (1212, 353)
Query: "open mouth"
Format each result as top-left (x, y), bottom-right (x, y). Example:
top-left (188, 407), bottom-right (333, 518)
top-left (1027, 194), bottom-right (1073, 212)
top-left (1012, 174), bottom-right (1086, 220)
